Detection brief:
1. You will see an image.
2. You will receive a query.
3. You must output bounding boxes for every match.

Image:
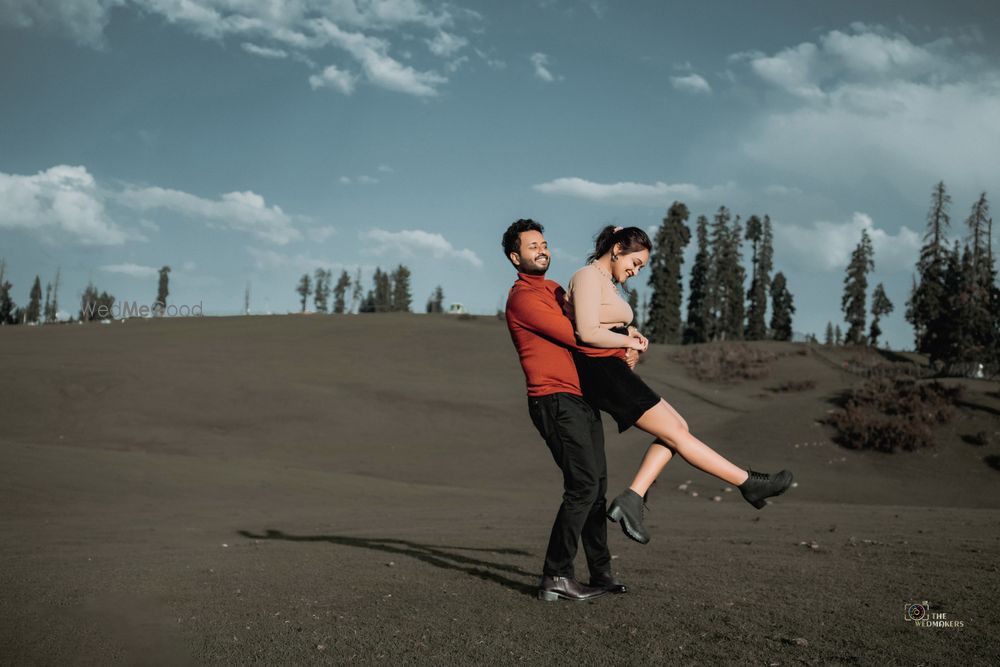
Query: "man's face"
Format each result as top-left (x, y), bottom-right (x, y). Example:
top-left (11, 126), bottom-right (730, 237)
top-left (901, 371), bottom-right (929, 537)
top-left (511, 230), bottom-right (550, 275)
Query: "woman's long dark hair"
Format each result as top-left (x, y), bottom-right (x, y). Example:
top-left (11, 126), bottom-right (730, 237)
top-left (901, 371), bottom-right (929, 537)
top-left (586, 225), bottom-right (652, 264)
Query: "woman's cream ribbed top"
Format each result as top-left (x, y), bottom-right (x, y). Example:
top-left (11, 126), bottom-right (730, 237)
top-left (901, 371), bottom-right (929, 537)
top-left (563, 263), bottom-right (636, 349)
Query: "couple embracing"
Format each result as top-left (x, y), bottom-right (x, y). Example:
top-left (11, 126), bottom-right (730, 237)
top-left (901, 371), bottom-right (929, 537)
top-left (502, 218), bottom-right (794, 602)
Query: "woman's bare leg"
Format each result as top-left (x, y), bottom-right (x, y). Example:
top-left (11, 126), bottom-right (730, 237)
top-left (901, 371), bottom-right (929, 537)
top-left (629, 399), bottom-right (749, 495)
top-left (628, 440), bottom-right (673, 498)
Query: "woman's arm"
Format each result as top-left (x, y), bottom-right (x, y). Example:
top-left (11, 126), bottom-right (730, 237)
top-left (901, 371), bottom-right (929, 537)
top-left (571, 267), bottom-right (642, 349)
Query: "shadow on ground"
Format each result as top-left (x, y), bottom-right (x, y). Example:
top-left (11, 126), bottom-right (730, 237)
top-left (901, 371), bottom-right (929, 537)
top-left (239, 529), bottom-right (539, 596)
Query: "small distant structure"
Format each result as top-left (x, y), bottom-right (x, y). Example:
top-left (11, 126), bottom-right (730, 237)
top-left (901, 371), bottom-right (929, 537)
top-left (447, 303), bottom-right (467, 315)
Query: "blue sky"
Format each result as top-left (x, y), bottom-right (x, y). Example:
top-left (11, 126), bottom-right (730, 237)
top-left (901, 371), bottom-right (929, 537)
top-left (2, 0), bottom-right (998, 349)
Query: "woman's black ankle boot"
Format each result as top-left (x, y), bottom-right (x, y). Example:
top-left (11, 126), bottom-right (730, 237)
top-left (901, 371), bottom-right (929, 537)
top-left (607, 489), bottom-right (650, 544)
top-left (738, 469), bottom-right (794, 509)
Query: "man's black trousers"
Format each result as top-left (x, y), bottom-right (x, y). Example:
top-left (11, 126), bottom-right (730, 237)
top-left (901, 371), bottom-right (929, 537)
top-left (527, 392), bottom-right (611, 579)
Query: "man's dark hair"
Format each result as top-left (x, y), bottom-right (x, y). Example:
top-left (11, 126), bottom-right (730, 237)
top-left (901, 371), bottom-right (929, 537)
top-left (501, 218), bottom-right (544, 260)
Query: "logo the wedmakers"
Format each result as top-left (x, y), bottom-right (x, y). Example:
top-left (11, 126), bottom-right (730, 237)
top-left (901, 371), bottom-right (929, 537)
top-left (904, 601), bottom-right (965, 628)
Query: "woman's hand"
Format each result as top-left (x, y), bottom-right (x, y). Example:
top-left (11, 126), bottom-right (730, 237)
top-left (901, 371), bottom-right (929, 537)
top-left (628, 326), bottom-right (649, 353)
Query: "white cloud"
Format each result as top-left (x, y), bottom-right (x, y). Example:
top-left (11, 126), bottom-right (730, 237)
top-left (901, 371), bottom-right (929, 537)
top-left (475, 48), bottom-right (505, 70)
top-left (309, 64), bottom-right (358, 94)
top-left (309, 17), bottom-right (447, 96)
top-left (734, 24), bottom-right (1000, 196)
top-left (0, 165), bottom-right (131, 245)
top-left (377, 164), bottom-right (394, 173)
top-left (533, 177), bottom-right (737, 206)
top-left (0, 0), bottom-right (124, 48)
top-left (100, 263), bottom-right (160, 278)
top-left (748, 41), bottom-right (823, 100)
top-left (1, 0), bottom-right (463, 97)
top-left (774, 212), bottom-right (921, 273)
top-left (241, 42), bottom-right (288, 59)
top-left (360, 228), bottom-right (482, 267)
top-left (530, 52), bottom-right (559, 82)
top-left (426, 30), bottom-right (467, 57)
top-left (118, 186), bottom-right (301, 245)
top-left (765, 184), bottom-right (803, 197)
top-left (306, 226), bottom-right (337, 242)
top-left (670, 73), bottom-right (712, 94)
top-left (339, 175), bottom-right (379, 185)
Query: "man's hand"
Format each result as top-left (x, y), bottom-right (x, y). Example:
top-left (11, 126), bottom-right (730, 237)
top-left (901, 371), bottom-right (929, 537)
top-left (624, 347), bottom-right (639, 369)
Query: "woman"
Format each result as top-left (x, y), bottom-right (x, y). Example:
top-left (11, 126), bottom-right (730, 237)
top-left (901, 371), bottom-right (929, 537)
top-left (563, 225), bottom-right (793, 544)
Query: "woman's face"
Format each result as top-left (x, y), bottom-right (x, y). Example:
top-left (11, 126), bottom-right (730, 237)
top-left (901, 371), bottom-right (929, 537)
top-left (613, 245), bottom-right (649, 285)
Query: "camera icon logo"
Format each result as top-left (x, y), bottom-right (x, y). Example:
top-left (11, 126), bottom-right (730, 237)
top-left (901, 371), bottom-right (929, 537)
top-left (904, 601), bottom-right (929, 621)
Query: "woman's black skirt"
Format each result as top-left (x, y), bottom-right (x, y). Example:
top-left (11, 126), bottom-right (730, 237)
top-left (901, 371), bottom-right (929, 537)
top-left (571, 350), bottom-right (661, 433)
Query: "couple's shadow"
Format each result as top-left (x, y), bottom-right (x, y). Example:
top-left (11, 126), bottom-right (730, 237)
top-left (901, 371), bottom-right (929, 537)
top-left (238, 529), bottom-right (539, 596)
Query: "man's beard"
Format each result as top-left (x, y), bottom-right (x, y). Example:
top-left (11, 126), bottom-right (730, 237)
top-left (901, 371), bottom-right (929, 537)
top-left (521, 257), bottom-right (549, 275)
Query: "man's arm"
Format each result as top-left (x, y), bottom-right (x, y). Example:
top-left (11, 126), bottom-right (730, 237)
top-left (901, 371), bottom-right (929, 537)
top-left (507, 288), bottom-right (627, 357)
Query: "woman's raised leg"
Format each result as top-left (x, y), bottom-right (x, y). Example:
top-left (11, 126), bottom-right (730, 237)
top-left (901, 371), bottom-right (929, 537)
top-left (630, 399), bottom-right (749, 495)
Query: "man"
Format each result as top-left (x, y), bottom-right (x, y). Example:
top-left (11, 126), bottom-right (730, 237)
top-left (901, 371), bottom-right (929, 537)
top-left (502, 218), bottom-right (639, 602)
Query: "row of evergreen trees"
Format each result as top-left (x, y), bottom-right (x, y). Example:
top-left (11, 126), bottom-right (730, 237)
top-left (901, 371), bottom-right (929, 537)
top-left (0, 262), bottom-right (174, 324)
top-left (905, 183), bottom-right (999, 374)
top-left (642, 202), bottom-right (796, 344)
top-left (0, 261), bottom-right (62, 325)
top-left (295, 265), bottom-right (445, 315)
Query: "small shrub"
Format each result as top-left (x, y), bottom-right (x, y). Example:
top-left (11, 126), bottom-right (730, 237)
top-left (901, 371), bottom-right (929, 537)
top-left (671, 343), bottom-right (777, 383)
top-left (964, 431), bottom-right (991, 447)
top-left (827, 406), bottom-right (935, 453)
top-left (769, 379), bottom-right (817, 393)
top-left (825, 377), bottom-right (964, 453)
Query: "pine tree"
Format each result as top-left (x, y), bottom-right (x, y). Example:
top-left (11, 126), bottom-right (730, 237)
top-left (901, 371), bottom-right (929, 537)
top-left (963, 193), bottom-right (996, 372)
top-left (625, 287), bottom-right (638, 327)
top-left (934, 242), bottom-right (970, 372)
top-left (43, 282), bottom-right (51, 324)
top-left (684, 215), bottom-right (711, 344)
top-left (332, 270), bottom-right (351, 314)
top-left (834, 324), bottom-right (842, 346)
top-left (720, 212), bottom-right (746, 340)
top-left (906, 182), bottom-right (951, 354)
top-left (426, 285), bottom-right (445, 313)
top-left (373, 268), bottom-right (391, 312)
top-left (155, 266), bottom-right (170, 316)
top-left (48, 268), bottom-right (60, 322)
top-left (359, 290), bottom-right (376, 313)
top-left (296, 273), bottom-right (312, 312)
top-left (1, 260), bottom-right (15, 325)
top-left (769, 271), bottom-right (795, 341)
top-left (705, 207), bottom-right (746, 341)
top-left (26, 276), bottom-right (42, 323)
top-left (842, 228), bottom-right (874, 345)
top-left (313, 268), bottom-right (331, 313)
top-left (869, 283), bottom-right (894, 348)
top-left (646, 202), bottom-right (691, 344)
top-left (824, 321), bottom-right (834, 346)
top-left (79, 282), bottom-right (115, 321)
top-left (706, 207), bottom-right (729, 340)
top-left (351, 268), bottom-right (363, 314)
top-left (745, 214), bottom-right (772, 340)
top-left (390, 264), bottom-right (412, 312)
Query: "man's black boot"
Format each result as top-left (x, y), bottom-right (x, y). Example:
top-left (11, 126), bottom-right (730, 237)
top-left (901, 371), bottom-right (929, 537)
top-left (738, 468), bottom-right (794, 509)
top-left (606, 489), bottom-right (650, 544)
top-left (589, 571), bottom-right (628, 594)
top-left (537, 575), bottom-right (609, 602)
